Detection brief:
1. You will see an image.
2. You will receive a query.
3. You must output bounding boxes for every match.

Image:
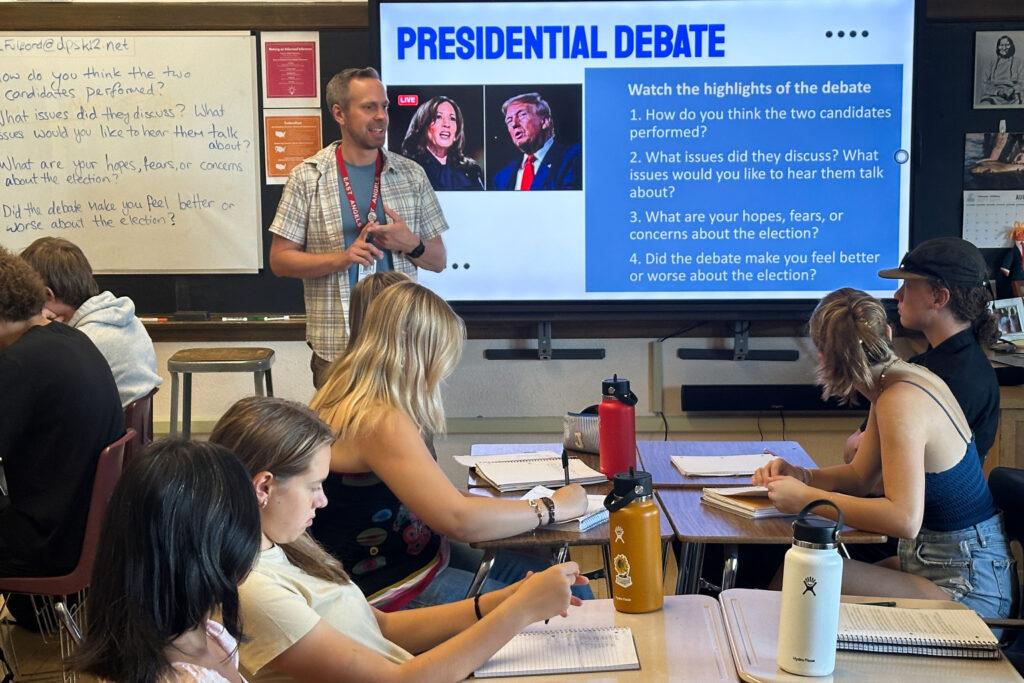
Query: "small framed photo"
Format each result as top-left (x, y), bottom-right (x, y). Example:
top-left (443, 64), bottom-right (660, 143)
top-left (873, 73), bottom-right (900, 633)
top-left (974, 31), bottom-right (1024, 109)
top-left (992, 297), bottom-right (1024, 340)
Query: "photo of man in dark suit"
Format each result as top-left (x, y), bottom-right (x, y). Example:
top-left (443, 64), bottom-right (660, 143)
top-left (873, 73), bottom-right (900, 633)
top-left (491, 91), bottom-right (582, 191)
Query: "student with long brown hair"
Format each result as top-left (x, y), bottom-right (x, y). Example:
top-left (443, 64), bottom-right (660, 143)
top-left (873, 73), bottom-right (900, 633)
top-left (210, 397), bottom-right (587, 682)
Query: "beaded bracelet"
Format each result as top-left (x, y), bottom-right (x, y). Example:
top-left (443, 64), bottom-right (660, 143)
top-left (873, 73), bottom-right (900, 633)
top-left (540, 496), bottom-right (556, 525)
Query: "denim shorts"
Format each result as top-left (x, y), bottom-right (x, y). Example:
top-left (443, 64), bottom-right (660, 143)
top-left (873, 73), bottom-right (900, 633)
top-left (898, 512), bottom-right (1016, 618)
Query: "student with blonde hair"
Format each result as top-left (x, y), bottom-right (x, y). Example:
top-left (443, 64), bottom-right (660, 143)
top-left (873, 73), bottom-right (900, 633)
top-left (310, 280), bottom-right (589, 608)
top-left (753, 288), bottom-right (1014, 617)
top-left (210, 396), bottom-right (587, 682)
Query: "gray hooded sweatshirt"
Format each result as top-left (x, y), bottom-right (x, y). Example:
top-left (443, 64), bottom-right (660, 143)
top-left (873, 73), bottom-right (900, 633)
top-left (68, 291), bottom-right (162, 407)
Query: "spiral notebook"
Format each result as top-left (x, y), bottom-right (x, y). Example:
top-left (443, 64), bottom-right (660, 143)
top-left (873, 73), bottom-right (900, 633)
top-left (472, 457), bottom-right (607, 492)
top-left (837, 603), bottom-right (999, 659)
top-left (474, 626), bottom-right (639, 678)
top-left (521, 486), bottom-right (609, 531)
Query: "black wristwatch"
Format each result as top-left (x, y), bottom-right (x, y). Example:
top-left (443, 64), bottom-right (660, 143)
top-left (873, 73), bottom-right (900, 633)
top-left (407, 238), bottom-right (426, 259)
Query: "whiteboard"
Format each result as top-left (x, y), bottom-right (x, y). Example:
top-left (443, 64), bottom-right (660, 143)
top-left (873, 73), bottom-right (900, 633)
top-left (0, 32), bottom-right (262, 273)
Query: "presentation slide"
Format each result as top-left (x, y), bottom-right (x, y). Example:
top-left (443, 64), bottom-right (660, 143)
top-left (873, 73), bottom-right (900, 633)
top-left (376, 0), bottom-right (915, 302)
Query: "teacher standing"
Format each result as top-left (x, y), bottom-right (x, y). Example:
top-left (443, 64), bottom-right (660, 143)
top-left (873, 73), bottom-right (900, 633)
top-left (269, 67), bottom-right (449, 389)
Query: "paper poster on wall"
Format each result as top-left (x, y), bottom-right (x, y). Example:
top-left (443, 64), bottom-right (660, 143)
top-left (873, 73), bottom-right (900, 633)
top-left (0, 32), bottom-right (262, 274)
top-left (962, 124), bottom-right (1024, 247)
top-left (261, 32), bottom-right (320, 108)
top-left (264, 110), bottom-right (322, 184)
top-left (974, 31), bottom-right (1024, 109)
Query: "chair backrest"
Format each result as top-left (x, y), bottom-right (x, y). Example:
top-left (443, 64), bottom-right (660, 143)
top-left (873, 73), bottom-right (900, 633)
top-left (122, 387), bottom-right (157, 470)
top-left (0, 428), bottom-right (135, 596)
top-left (990, 467), bottom-right (1024, 544)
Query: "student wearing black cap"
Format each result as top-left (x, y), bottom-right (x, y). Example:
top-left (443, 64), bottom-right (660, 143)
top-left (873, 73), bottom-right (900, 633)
top-left (841, 238), bottom-right (999, 565)
top-left (873, 237), bottom-right (999, 462)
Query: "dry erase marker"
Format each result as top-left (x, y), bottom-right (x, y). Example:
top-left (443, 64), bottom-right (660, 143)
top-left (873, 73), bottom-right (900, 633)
top-left (220, 316), bottom-right (256, 322)
top-left (262, 315), bottom-right (292, 321)
top-left (139, 317), bottom-right (169, 323)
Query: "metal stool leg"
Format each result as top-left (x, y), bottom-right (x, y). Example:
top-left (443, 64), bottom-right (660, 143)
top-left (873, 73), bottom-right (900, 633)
top-left (265, 368), bottom-right (274, 397)
top-left (254, 371), bottom-right (265, 397)
top-left (182, 373), bottom-right (193, 439)
top-left (169, 372), bottom-right (180, 435)
top-left (466, 548), bottom-right (497, 599)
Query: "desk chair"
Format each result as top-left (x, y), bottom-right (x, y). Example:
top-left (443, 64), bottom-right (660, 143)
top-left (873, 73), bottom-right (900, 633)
top-left (168, 348), bottom-right (274, 437)
top-left (0, 429), bottom-right (134, 682)
top-left (988, 466), bottom-right (1024, 674)
top-left (123, 387), bottom-right (158, 470)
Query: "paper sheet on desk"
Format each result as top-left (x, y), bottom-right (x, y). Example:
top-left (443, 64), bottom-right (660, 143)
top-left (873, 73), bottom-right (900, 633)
top-left (521, 486), bottom-right (609, 531)
top-left (453, 451), bottom-right (560, 468)
top-left (672, 454), bottom-right (774, 476)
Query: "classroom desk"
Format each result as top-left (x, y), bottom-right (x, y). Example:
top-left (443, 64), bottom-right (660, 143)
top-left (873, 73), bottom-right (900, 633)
top-left (469, 594), bottom-right (739, 682)
top-left (467, 443), bottom-right (674, 596)
top-left (719, 588), bottom-right (1022, 682)
top-left (658, 489), bottom-right (887, 595)
top-left (637, 440), bottom-right (816, 489)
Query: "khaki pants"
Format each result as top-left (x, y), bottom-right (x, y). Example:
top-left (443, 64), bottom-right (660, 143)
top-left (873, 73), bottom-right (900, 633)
top-left (310, 351), bottom-right (332, 390)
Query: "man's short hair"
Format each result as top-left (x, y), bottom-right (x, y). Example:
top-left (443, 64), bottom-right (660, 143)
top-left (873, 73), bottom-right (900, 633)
top-left (0, 246), bottom-right (46, 323)
top-left (20, 237), bottom-right (99, 308)
top-left (501, 92), bottom-right (553, 124)
top-left (325, 67), bottom-right (381, 112)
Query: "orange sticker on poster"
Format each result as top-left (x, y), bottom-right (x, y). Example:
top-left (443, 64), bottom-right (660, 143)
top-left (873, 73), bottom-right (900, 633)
top-left (264, 114), bottom-right (322, 181)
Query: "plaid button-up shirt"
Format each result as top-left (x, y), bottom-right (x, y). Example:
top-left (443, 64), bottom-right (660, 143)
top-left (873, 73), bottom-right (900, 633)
top-left (270, 142), bottom-right (449, 362)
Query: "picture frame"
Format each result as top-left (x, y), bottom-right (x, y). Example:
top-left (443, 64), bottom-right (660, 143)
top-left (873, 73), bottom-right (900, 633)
top-left (992, 297), bottom-right (1024, 340)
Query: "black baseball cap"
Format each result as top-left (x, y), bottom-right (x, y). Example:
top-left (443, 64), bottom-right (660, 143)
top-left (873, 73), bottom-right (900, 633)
top-left (877, 237), bottom-right (989, 288)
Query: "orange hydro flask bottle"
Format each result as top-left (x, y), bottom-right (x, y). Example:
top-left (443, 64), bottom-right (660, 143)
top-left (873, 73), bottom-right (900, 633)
top-left (603, 469), bottom-right (663, 613)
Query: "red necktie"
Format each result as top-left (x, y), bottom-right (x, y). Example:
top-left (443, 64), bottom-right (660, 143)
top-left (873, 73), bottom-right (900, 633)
top-left (520, 154), bottom-right (535, 191)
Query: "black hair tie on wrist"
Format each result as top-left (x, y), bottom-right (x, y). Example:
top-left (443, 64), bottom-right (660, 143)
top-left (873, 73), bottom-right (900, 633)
top-left (473, 593), bottom-right (483, 620)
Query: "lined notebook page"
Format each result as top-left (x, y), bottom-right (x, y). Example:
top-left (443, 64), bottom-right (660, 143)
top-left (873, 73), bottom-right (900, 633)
top-left (474, 627), bottom-right (639, 678)
top-left (474, 458), bottom-right (606, 491)
top-left (671, 454), bottom-right (774, 476)
top-left (838, 604), bottom-right (998, 657)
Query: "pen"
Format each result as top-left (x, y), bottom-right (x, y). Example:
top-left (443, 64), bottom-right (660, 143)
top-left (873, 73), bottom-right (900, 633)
top-left (545, 544), bottom-right (571, 625)
top-left (561, 448), bottom-right (570, 487)
top-left (858, 601), bottom-right (897, 607)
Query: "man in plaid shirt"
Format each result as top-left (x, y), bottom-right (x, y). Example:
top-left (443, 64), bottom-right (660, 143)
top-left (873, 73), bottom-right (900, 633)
top-left (269, 68), bottom-right (449, 388)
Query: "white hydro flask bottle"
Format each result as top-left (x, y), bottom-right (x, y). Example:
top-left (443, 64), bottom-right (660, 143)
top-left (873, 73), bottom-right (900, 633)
top-left (777, 499), bottom-right (844, 677)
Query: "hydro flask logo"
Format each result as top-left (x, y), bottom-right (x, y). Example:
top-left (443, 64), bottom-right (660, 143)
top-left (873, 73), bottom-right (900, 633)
top-left (802, 576), bottom-right (817, 596)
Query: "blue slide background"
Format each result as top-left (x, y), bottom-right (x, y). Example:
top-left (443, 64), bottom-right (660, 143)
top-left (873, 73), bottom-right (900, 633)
top-left (585, 64), bottom-right (904, 293)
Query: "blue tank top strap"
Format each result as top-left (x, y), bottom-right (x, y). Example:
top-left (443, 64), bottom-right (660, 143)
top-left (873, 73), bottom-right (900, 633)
top-left (887, 379), bottom-right (970, 444)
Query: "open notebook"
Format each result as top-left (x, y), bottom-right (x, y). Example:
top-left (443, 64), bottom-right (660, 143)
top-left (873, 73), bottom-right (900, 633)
top-left (522, 485), bottom-right (609, 531)
top-left (472, 457), bottom-right (607, 492)
top-left (700, 486), bottom-right (788, 519)
top-left (474, 626), bottom-right (640, 678)
top-left (837, 603), bottom-right (999, 659)
top-left (672, 454), bottom-right (774, 477)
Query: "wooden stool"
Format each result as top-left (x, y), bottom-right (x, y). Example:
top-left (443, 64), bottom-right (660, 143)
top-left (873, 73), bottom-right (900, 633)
top-left (168, 348), bottom-right (275, 437)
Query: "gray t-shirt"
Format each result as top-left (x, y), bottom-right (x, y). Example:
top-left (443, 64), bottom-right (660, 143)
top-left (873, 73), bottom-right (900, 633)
top-left (339, 160), bottom-right (393, 290)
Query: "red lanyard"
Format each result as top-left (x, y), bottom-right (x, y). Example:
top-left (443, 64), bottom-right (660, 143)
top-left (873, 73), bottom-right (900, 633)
top-left (335, 146), bottom-right (383, 229)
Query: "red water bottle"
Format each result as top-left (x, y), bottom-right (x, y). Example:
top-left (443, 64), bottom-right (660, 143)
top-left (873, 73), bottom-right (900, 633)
top-left (598, 375), bottom-right (638, 477)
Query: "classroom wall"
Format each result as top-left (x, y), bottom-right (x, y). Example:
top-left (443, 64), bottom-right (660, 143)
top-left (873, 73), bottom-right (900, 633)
top-left (153, 336), bottom-right (866, 484)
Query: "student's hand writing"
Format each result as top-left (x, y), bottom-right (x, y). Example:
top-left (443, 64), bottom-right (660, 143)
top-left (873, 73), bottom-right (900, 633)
top-left (551, 484), bottom-right (588, 522)
top-left (511, 562), bottom-right (587, 623)
top-left (752, 457), bottom-right (803, 486)
top-left (765, 475), bottom-right (812, 514)
top-left (344, 226), bottom-right (384, 267)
